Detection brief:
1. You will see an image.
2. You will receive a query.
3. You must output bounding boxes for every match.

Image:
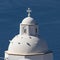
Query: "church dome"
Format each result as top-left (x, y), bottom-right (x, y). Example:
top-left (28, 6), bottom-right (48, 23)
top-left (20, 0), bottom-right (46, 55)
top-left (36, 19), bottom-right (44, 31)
top-left (6, 8), bottom-right (48, 55)
top-left (8, 35), bottom-right (48, 55)
top-left (21, 17), bottom-right (36, 25)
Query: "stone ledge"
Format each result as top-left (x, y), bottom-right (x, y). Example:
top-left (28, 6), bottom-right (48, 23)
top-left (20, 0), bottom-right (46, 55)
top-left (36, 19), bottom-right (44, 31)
top-left (5, 50), bottom-right (53, 56)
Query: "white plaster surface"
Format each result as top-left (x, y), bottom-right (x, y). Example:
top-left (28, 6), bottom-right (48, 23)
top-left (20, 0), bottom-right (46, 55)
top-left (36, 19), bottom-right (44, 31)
top-left (5, 52), bottom-right (53, 60)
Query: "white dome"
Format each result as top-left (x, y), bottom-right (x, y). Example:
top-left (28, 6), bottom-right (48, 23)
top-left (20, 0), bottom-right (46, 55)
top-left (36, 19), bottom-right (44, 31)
top-left (21, 17), bottom-right (36, 25)
top-left (6, 8), bottom-right (48, 55)
top-left (8, 34), bottom-right (48, 55)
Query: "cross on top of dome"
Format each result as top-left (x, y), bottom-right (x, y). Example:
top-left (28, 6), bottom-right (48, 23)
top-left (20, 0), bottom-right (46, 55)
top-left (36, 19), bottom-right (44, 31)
top-left (27, 8), bottom-right (32, 17)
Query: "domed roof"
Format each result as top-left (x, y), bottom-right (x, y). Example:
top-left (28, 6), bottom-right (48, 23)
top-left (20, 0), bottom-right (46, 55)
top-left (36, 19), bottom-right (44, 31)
top-left (21, 17), bottom-right (36, 25)
top-left (21, 8), bottom-right (36, 25)
top-left (8, 35), bottom-right (48, 55)
top-left (6, 8), bottom-right (48, 55)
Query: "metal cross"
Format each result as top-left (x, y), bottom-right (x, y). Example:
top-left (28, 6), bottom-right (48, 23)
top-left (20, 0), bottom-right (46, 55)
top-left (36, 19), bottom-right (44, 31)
top-left (27, 8), bottom-right (31, 17)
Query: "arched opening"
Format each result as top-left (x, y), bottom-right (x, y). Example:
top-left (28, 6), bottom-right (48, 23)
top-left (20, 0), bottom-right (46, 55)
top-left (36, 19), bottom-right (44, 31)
top-left (24, 29), bottom-right (27, 33)
top-left (35, 28), bottom-right (38, 33)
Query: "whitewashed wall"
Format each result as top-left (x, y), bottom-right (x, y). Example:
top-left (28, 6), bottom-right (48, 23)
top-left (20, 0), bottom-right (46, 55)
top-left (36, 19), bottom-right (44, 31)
top-left (5, 52), bottom-right (53, 60)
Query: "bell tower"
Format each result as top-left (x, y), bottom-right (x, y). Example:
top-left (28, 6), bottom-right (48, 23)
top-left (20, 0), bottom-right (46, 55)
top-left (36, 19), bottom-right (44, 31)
top-left (20, 8), bottom-right (39, 36)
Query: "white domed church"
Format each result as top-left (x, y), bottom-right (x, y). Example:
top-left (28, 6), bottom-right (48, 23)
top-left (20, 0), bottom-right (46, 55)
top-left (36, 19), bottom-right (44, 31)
top-left (4, 8), bottom-right (53, 60)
